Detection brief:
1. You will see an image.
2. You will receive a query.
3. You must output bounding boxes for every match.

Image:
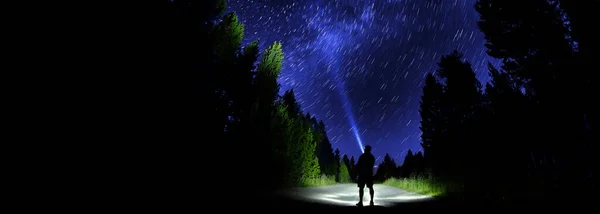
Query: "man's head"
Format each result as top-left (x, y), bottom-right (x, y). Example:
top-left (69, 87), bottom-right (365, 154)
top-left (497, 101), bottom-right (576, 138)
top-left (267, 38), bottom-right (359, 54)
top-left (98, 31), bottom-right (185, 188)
top-left (364, 145), bottom-right (372, 153)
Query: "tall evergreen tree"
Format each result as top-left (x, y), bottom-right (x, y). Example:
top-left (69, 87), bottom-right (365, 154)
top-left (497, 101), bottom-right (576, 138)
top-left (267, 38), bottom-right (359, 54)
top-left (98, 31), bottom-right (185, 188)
top-left (212, 13), bottom-right (244, 65)
top-left (420, 50), bottom-right (482, 182)
top-left (343, 154), bottom-right (350, 169)
top-left (230, 40), bottom-right (259, 127)
top-left (475, 0), bottom-right (574, 95)
top-left (413, 151), bottom-right (424, 177)
top-left (400, 150), bottom-right (415, 178)
top-left (475, 0), bottom-right (582, 200)
top-left (238, 41), bottom-right (285, 190)
top-left (350, 156), bottom-right (356, 181)
top-left (438, 50), bottom-right (482, 184)
top-left (419, 73), bottom-right (444, 175)
top-left (282, 89), bottom-right (301, 117)
top-left (334, 148), bottom-right (341, 181)
top-left (374, 153), bottom-right (396, 182)
top-left (252, 41), bottom-right (284, 141)
top-left (315, 120), bottom-right (336, 176)
top-left (166, 0), bottom-right (338, 194)
top-left (255, 42), bottom-right (284, 107)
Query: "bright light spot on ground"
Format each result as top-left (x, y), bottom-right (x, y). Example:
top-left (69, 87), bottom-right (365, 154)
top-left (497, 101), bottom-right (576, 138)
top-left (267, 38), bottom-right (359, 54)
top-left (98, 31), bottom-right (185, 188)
top-left (305, 189), bottom-right (432, 206)
top-left (280, 184), bottom-right (434, 207)
top-left (377, 194), bottom-right (431, 201)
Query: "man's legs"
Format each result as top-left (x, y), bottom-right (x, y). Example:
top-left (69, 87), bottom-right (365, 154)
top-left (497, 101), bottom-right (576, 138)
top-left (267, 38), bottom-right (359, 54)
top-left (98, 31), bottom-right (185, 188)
top-left (358, 186), bottom-right (364, 203)
top-left (357, 181), bottom-right (365, 206)
top-left (368, 180), bottom-right (374, 205)
top-left (369, 186), bottom-right (374, 203)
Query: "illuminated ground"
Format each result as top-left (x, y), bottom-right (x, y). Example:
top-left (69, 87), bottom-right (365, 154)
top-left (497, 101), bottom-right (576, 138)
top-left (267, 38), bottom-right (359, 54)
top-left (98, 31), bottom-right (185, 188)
top-left (272, 183), bottom-right (434, 208)
top-left (243, 183), bottom-right (584, 211)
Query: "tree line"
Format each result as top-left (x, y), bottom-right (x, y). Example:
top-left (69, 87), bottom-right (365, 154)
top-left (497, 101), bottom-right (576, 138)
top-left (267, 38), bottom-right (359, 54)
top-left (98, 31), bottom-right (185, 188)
top-left (371, 0), bottom-right (597, 205)
top-left (166, 0), bottom-right (351, 192)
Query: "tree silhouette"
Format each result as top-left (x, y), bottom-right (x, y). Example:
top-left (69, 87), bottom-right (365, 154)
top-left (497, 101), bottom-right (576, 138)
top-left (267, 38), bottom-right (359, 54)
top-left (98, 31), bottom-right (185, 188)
top-left (400, 150), bottom-right (414, 178)
top-left (254, 42), bottom-right (284, 114)
top-left (419, 73), bottom-right (444, 175)
top-left (271, 101), bottom-right (320, 186)
top-left (230, 40), bottom-right (259, 127)
top-left (349, 156), bottom-right (357, 181)
top-left (212, 13), bottom-right (244, 64)
top-left (282, 89), bottom-right (301, 117)
top-left (343, 154), bottom-right (350, 169)
top-left (165, 0), bottom-right (344, 191)
top-left (475, 0), bottom-right (586, 202)
top-left (374, 153), bottom-right (397, 182)
top-left (410, 0), bottom-right (596, 205)
top-left (313, 119), bottom-right (337, 177)
top-left (419, 50), bottom-right (482, 183)
top-left (334, 148), bottom-right (341, 182)
top-left (398, 150), bottom-right (426, 178)
top-left (413, 151), bottom-right (424, 176)
top-left (271, 87), bottom-right (342, 187)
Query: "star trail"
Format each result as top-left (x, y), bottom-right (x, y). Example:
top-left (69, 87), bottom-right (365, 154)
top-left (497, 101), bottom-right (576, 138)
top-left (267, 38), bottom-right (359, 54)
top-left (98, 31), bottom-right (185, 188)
top-left (228, 0), bottom-right (500, 164)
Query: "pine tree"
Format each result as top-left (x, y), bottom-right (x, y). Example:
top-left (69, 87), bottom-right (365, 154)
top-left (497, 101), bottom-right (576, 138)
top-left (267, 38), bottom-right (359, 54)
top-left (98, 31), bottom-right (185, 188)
top-left (334, 148), bottom-right (341, 181)
top-left (343, 154), bottom-right (350, 169)
top-left (401, 150), bottom-right (414, 178)
top-left (339, 161), bottom-right (351, 183)
top-left (256, 42), bottom-right (284, 107)
top-left (438, 51), bottom-right (482, 182)
top-left (350, 156), bottom-right (356, 181)
top-left (374, 153), bottom-right (397, 182)
top-left (231, 40), bottom-right (259, 126)
top-left (475, 0), bottom-right (581, 200)
top-left (282, 89), bottom-right (301, 117)
top-left (475, 0), bottom-right (574, 96)
top-left (419, 73), bottom-right (444, 174)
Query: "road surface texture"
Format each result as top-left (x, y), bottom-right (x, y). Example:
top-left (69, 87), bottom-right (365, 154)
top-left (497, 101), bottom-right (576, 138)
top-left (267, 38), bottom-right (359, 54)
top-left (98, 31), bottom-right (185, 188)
top-left (233, 183), bottom-right (584, 212)
top-left (274, 183), bottom-right (432, 207)
top-left (255, 183), bottom-right (463, 212)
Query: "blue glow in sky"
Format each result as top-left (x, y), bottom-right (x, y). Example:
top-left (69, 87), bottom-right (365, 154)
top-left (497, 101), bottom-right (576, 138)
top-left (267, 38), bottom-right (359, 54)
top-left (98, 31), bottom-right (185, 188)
top-left (310, 9), bottom-right (366, 154)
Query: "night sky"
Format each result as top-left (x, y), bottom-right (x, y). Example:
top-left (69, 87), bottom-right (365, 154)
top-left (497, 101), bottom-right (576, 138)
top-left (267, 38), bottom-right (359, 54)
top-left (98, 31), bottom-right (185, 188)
top-left (227, 0), bottom-right (500, 165)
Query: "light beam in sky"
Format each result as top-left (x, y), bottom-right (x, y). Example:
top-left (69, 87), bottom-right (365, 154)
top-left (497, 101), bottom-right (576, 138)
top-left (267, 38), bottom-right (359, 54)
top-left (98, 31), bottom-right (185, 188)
top-left (314, 24), bottom-right (366, 154)
top-left (337, 75), bottom-right (365, 154)
top-left (302, 3), bottom-right (373, 154)
top-left (277, 1), bottom-right (393, 155)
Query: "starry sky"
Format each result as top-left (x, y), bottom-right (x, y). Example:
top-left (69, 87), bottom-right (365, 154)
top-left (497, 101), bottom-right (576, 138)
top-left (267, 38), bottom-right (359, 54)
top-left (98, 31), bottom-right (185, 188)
top-left (227, 0), bottom-right (500, 165)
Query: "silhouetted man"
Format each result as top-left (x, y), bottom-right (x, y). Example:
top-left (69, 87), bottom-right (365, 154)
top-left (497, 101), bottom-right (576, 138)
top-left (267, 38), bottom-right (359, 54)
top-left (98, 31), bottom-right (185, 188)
top-left (356, 145), bottom-right (375, 207)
